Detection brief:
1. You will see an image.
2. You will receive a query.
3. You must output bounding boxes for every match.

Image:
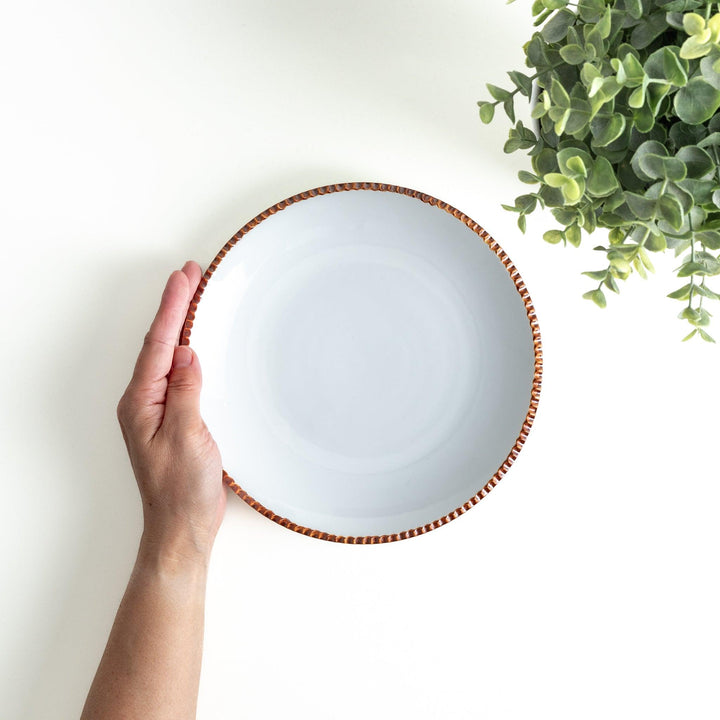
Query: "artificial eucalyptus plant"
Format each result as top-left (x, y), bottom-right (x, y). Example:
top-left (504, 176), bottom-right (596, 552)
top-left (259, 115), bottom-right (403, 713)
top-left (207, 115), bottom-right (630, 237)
top-left (479, 0), bottom-right (720, 341)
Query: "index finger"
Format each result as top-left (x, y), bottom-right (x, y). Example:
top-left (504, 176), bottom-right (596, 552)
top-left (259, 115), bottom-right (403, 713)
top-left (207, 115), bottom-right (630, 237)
top-left (130, 261), bottom-right (203, 391)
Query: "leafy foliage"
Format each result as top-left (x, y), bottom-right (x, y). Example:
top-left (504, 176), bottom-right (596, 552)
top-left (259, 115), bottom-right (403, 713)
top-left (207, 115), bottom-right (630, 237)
top-left (478, 0), bottom-right (720, 342)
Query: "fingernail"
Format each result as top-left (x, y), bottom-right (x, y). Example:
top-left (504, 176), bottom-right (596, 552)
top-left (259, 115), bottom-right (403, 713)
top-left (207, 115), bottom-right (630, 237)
top-left (172, 345), bottom-right (194, 369)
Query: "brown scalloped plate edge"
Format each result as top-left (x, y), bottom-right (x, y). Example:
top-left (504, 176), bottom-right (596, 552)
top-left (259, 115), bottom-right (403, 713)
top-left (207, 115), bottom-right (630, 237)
top-left (181, 181), bottom-right (543, 544)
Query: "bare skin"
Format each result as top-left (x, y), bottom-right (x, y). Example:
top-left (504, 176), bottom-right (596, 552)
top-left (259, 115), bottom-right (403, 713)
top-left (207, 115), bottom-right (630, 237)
top-left (81, 261), bottom-right (226, 720)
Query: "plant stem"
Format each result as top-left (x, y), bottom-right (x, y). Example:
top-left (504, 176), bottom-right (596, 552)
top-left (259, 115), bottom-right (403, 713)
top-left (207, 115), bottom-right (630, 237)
top-left (490, 63), bottom-right (567, 109)
top-left (689, 224), bottom-right (696, 309)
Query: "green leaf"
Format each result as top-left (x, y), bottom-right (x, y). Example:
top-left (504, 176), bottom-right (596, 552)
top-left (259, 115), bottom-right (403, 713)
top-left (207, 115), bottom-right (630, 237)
top-left (608, 250), bottom-right (632, 274)
top-left (526, 34), bottom-right (548, 67)
top-left (544, 172), bottom-right (569, 189)
top-left (671, 237), bottom-right (693, 256)
top-left (559, 44), bottom-right (585, 64)
top-left (662, 47), bottom-right (688, 86)
top-left (556, 146), bottom-right (592, 176)
top-left (631, 12), bottom-right (669, 49)
top-left (518, 213), bottom-right (527, 233)
top-left (650, 181), bottom-right (694, 214)
top-left (478, 102), bottom-right (495, 124)
top-left (503, 95), bottom-right (516, 123)
top-left (658, 194), bottom-right (684, 230)
top-left (565, 100), bottom-right (592, 135)
top-left (698, 131), bottom-right (720, 148)
top-left (694, 283), bottom-right (720, 299)
top-left (700, 55), bottom-right (720, 90)
top-left (487, 84), bottom-right (511, 101)
top-left (580, 61), bottom-right (602, 87)
top-left (551, 108), bottom-right (571, 136)
top-left (504, 137), bottom-right (524, 153)
top-left (699, 328), bottom-right (716, 342)
top-left (531, 102), bottom-right (547, 120)
top-left (541, 9), bottom-right (575, 43)
top-left (577, 0), bottom-right (604, 23)
top-left (680, 35), bottom-right (712, 60)
top-left (678, 261), bottom-right (708, 276)
top-left (582, 269), bottom-right (607, 281)
top-left (709, 13), bottom-right (720, 41)
top-left (682, 328), bottom-right (698, 341)
top-left (624, 0), bottom-right (643, 20)
top-left (674, 78), bottom-right (720, 124)
top-left (562, 177), bottom-right (583, 203)
top-left (549, 77), bottom-right (571, 108)
top-left (508, 71), bottom-right (533, 97)
top-left (638, 154), bottom-right (687, 181)
top-left (697, 230), bottom-right (720, 250)
top-left (679, 307), bottom-right (701, 321)
top-left (565, 156), bottom-right (587, 177)
top-left (667, 283), bottom-right (692, 300)
top-left (675, 145), bottom-right (715, 178)
top-left (628, 86), bottom-right (646, 108)
top-left (633, 104), bottom-right (655, 133)
top-left (669, 121), bottom-right (706, 149)
top-left (678, 307), bottom-right (703, 324)
top-left (620, 53), bottom-right (646, 86)
top-left (605, 273), bottom-right (620, 293)
top-left (598, 212), bottom-right (626, 227)
top-left (542, 0), bottom-right (568, 9)
top-left (644, 232), bottom-right (666, 252)
top-left (583, 289), bottom-right (607, 308)
top-left (543, 229), bottom-right (564, 244)
top-left (533, 148), bottom-right (559, 176)
top-left (518, 170), bottom-right (540, 184)
top-left (566, 224), bottom-right (581, 247)
top-left (646, 83), bottom-right (670, 116)
top-left (513, 194), bottom-right (537, 214)
top-left (678, 178), bottom-right (715, 204)
top-left (695, 308), bottom-right (712, 326)
top-left (634, 255), bottom-right (648, 279)
top-left (586, 156), bottom-right (618, 197)
top-left (683, 13), bottom-right (706, 36)
top-left (624, 192), bottom-right (656, 220)
top-left (590, 113), bottom-right (627, 147)
top-left (596, 7), bottom-right (612, 39)
top-left (584, 25), bottom-right (605, 60)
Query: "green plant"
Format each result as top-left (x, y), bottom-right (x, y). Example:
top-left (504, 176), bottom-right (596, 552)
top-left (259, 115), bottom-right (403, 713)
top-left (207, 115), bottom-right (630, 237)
top-left (478, 0), bottom-right (720, 341)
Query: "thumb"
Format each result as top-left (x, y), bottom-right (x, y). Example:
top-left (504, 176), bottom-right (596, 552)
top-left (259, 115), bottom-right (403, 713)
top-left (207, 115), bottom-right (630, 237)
top-left (164, 345), bottom-right (203, 429)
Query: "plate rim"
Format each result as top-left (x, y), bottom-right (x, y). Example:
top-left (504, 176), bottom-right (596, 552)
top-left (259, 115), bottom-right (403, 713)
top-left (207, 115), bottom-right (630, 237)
top-left (182, 181), bottom-right (543, 544)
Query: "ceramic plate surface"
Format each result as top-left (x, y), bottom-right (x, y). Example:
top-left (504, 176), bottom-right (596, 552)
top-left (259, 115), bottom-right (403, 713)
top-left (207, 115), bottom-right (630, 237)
top-left (184, 183), bottom-right (541, 543)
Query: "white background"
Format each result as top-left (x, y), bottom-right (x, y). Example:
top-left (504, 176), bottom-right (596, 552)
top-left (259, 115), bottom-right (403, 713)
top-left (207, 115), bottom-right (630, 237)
top-left (2, 1), bottom-right (719, 718)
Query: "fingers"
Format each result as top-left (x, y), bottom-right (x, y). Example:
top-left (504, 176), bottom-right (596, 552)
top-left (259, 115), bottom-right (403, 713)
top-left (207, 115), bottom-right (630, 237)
top-left (164, 345), bottom-right (203, 431)
top-left (180, 260), bottom-right (202, 299)
top-left (129, 262), bottom-right (203, 392)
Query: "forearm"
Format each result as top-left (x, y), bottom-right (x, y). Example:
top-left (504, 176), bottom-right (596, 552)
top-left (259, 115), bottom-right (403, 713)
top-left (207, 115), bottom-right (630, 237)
top-left (81, 535), bottom-right (210, 720)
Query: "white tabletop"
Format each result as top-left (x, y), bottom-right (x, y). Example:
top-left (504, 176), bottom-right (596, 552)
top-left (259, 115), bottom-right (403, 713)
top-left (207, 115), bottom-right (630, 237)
top-left (2, 2), bottom-right (719, 718)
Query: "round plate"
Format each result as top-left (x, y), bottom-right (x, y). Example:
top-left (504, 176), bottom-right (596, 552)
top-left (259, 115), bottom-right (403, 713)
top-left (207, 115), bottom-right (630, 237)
top-left (184, 182), bottom-right (541, 543)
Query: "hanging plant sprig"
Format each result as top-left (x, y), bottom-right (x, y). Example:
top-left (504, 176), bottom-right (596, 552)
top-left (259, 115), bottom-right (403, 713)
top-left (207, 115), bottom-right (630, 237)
top-left (478, 0), bottom-right (720, 342)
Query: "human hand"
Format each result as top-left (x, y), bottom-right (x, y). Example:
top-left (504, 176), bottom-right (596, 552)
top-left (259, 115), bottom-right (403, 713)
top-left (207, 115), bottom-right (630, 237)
top-left (117, 261), bottom-right (226, 564)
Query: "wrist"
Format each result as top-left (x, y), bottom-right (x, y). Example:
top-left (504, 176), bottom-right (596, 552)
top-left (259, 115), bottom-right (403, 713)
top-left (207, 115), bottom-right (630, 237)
top-left (137, 528), bottom-right (213, 577)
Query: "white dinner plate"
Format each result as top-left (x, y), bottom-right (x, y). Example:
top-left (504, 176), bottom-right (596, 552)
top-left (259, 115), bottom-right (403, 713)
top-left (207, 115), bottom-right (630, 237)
top-left (184, 183), bottom-right (541, 543)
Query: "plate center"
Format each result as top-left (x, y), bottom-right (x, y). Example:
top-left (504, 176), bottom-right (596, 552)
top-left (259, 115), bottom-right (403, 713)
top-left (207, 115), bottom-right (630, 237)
top-left (245, 244), bottom-right (481, 474)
